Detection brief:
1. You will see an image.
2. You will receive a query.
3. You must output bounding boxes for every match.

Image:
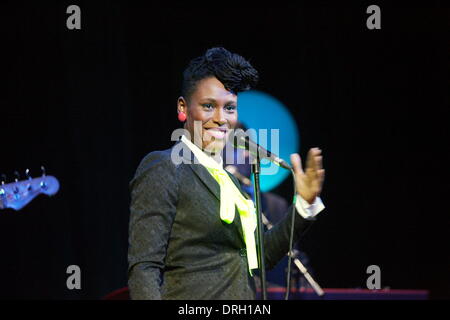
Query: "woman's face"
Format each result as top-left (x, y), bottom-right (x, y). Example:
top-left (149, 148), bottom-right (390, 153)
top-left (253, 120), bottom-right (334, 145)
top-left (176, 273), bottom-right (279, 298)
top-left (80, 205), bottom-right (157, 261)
top-left (178, 77), bottom-right (238, 154)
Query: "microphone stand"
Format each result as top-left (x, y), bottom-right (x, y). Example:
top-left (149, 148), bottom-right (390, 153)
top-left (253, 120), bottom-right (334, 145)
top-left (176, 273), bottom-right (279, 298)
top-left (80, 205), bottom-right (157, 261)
top-left (261, 214), bottom-right (324, 297)
top-left (290, 251), bottom-right (325, 297)
top-left (251, 154), bottom-right (267, 300)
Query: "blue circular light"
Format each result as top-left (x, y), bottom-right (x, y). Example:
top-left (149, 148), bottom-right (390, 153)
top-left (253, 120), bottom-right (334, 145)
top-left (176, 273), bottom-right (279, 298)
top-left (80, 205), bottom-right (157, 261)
top-left (237, 90), bottom-right (300, 192)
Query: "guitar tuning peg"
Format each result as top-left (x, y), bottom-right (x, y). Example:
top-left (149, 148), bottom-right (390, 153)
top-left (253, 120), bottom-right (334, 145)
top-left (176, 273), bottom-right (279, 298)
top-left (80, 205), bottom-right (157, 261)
top-left (14, 171), bottom-right (20, 182)
top-left (13, 171), bottom-right (20, 194)
top-left (40, 166), bottom-right (47, 190)
top-left (25, 169), bottom-right (32, 191)
top-left (0, 174), bottom-right (5, 197)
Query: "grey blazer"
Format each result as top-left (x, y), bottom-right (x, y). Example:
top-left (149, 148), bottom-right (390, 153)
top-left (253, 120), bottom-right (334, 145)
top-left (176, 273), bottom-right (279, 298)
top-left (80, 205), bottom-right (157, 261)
top-left (127, 140), bottom-right (314, 299)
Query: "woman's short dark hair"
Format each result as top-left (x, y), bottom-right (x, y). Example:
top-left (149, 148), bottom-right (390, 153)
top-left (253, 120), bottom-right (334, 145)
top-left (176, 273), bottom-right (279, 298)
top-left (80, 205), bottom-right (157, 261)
top-left (181, 47), bottom-right (259, 101)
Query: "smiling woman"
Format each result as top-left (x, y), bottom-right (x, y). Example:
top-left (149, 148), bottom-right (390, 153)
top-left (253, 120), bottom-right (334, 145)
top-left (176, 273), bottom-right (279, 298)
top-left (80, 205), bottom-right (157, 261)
top-left (176, 47), bottom-right (258, 153)
top-left (127, 47), bottom-right (325, 300)
top-left (178, 77), bottom-right (238, 153)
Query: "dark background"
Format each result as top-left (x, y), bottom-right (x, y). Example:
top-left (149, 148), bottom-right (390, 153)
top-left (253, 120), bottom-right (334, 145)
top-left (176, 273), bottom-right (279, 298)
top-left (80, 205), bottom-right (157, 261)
top-left (1, 2), bottom-right (449, 299)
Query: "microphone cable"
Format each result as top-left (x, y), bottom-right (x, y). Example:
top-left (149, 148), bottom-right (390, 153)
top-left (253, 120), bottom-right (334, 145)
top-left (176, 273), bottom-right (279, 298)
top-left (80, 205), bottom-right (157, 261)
top-left (284, 168), bottom-right (297, 300)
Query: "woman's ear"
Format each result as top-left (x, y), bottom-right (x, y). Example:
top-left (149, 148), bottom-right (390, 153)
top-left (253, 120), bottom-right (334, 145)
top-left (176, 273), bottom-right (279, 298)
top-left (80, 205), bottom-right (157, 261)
top-left (177, 96), bottom-right (187, 113)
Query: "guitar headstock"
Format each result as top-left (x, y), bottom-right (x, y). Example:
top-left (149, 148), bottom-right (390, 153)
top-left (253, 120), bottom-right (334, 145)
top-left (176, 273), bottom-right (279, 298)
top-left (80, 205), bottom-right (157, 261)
top-left (0, 167), bottom-right (60, 211)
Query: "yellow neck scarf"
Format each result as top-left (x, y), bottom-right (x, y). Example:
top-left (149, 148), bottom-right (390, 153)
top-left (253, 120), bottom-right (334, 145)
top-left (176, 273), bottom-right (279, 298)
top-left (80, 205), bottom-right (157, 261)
top-left (181, 136), bottom-right (258, 274)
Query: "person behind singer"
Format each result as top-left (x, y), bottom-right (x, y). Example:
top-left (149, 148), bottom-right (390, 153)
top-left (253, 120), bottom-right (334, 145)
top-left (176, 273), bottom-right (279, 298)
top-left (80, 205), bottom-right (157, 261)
top-left (127, 47), bottom-right (325, 299)
top-left (225, 124), bottom-right (316, 290)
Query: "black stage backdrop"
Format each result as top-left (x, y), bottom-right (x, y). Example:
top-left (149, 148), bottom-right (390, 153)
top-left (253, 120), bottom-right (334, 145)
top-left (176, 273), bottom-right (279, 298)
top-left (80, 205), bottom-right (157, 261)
top-left (1, 2), bottom-right (449, 299)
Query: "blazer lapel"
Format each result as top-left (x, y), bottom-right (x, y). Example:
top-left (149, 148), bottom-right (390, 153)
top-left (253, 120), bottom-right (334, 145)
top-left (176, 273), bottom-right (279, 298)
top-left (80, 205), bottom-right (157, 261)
top-left (189, 163), bottom-right (221, 201)
top-left (175, 140), bottom-right (246, 242)
top-left (177, 140), bottom-right (221, 201)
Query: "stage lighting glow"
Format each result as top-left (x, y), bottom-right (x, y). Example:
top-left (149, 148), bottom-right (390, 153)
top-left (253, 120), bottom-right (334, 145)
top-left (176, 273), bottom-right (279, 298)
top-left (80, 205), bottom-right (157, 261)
top-left (237, 90), bottom-right (300, 192)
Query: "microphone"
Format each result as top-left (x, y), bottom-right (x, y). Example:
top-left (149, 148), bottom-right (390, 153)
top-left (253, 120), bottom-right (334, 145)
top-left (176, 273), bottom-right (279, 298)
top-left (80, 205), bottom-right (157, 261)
top-left (232, 133), bottom-right (292, 170)
top-left (225, 165), bottom-right (252, 187)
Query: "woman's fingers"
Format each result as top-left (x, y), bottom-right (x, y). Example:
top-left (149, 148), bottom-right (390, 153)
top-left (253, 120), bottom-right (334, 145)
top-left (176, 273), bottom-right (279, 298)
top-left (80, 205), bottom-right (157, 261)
top-left (315, 154), bottom-right (323, 170)
top-left (306, 148), bottom-right (319, 169)
top-left (292, 148), bottom-right (324, 183)
top-left (318, 169), bottom-right (325, 187)
top-left (290, 153), bottom-right (304, 175)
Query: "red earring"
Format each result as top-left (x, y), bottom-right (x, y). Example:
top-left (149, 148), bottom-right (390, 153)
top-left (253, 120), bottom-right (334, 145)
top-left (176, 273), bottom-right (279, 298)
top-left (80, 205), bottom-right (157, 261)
top-left (178, 111), bottom-right (187, 122)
